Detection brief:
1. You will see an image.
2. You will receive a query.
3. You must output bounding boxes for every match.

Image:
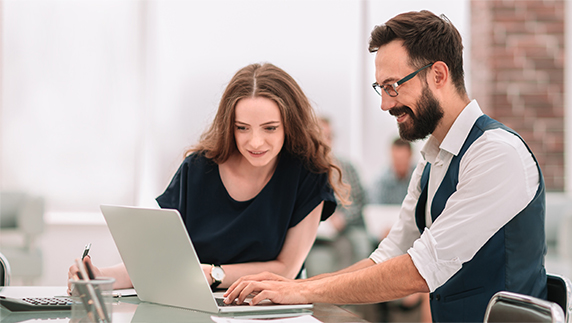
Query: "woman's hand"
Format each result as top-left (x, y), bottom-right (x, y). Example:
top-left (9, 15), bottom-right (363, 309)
top-left (67, 256), bottom-right (102, 295)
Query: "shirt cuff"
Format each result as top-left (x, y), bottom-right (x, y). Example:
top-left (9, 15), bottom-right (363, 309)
top-left (369, 237), bottom-right (404, 264)
top-left (407, 228), bottom-right (463, 292)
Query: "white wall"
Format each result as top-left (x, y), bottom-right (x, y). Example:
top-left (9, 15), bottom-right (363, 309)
top-left (1, 0), bottom-right (145, 212)
top-left (141, 0), bottom-right (366, 204)
top-left (0, 0), bottom-right (470, 285)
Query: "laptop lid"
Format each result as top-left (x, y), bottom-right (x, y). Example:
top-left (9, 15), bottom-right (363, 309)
top-left (100, 205), bottom-right (312, 314)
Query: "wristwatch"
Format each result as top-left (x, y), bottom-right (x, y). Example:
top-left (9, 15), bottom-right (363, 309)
top-left (210, 265), bottom-right (225, 289)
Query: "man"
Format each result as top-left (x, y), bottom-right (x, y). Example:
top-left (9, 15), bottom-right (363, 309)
top-left (224, 10), bottom-right (546, 322)
top-left (307, 117), bottom-right (371, 277)
top-left (372, 137), bottom-right (415, 205)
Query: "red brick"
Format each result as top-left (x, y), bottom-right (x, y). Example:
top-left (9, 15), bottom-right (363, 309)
top-left (471, 0), bottom-right (565, 191)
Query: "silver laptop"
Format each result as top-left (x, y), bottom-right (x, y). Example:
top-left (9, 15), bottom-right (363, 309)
top-left (100, 205), bottom-right (313, 314)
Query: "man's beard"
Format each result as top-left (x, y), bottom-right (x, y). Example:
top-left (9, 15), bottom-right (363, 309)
top-left (390, 86), bottom-right (444, 142)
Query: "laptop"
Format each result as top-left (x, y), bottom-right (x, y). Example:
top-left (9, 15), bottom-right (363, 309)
top-left (100, 205), bottom-right (313, 314)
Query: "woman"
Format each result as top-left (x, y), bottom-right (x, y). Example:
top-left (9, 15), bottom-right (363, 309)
top-left (68, 63), bottom-right (347, 292)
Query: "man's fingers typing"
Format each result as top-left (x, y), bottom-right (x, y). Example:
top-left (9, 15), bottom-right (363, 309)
top-left (224, 280), bottom-right (259, 304)
top-left (224, 272), bottom-right (278, 298)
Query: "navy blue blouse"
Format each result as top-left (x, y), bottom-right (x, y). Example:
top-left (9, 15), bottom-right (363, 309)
top-left (156, 151), bottom-right (336, 265)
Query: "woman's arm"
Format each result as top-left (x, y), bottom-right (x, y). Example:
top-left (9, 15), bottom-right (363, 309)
top-left (203, 202), bottom-right (324, 289)
top-left (99, 262), bottom-right (133, 289)
top-left (67, 257), bottom-right (133, 293)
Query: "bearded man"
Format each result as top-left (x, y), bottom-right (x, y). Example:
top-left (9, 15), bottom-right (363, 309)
top-left (225, 10), bottom-right (547, 323)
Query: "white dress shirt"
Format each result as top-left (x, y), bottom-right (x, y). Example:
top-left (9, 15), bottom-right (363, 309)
top-left (369, 100), bottom-right (540, 292)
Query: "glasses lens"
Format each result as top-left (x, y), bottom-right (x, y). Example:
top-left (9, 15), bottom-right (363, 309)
top-left (372, 83), bottom-right (382, 96)
top-left (372, 83), bottom-right (398, 97)
top-left (384, 85), bottom-right (398, 97)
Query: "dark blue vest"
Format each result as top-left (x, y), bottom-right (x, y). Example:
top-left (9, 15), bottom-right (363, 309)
top-left (416, 115), bottom-right (547, 322)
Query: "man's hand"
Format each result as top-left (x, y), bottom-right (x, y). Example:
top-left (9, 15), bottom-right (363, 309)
top-left (225, 271), bottom-right (292, 294)
top-left (223, 271), bottom-right (309, 305)
top-left (224, 278), bottom-right (312, 305)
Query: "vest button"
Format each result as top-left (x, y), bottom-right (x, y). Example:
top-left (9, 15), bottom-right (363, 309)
top-left (430, 294), bottom-right (433, 300)
top-left (435, 294), bottom-right (441, 301)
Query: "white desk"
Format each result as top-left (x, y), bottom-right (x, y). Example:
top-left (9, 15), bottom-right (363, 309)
top-left (0, 286), bottom-right (367, 323)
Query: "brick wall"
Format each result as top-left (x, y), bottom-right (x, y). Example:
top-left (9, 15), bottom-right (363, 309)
top-left (471, 0), bottom-right (565, 191)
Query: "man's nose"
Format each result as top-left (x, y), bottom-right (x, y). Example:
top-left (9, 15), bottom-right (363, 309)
top-left (380, 94), bottom-right (398, 112)
top-left (381, 95), bottom-right (397, 111)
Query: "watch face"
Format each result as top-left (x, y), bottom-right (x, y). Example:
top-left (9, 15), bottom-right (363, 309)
top-left (212, 266), bottom-right (225, 281)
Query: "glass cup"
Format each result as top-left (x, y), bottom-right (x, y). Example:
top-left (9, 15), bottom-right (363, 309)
top-left (69, 277), bottom-right (115, 323)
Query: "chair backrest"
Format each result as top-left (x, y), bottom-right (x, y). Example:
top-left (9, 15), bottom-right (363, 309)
top-left (547, 273), bottom-right (572, 323)
top-left (0, 252), bottom-right (11, 286)
top-left (0, 192), bottom-right (45, 241)
top-left (1, 191), bottom-right (45, 285)
top-left (484, 291), bottom-right (565, 323)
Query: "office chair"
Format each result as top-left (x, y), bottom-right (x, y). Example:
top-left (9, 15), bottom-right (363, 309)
top-left (0, 191), bottom-right (44, 284)
top-left (483, 291), bottom-right (565, 323)
top-left (0, 251), bottom-right (11, 286)
top-left (547, 273), bottom-right (572, 323)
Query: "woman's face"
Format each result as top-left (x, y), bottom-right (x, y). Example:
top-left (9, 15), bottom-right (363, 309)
top-left (234, 97), bottom-right (285, 168)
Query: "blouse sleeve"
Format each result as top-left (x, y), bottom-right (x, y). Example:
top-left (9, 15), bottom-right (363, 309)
top-left (289, 170), bottom-right (336, 228)
top-left (156, 156), bottom-right (190, 213)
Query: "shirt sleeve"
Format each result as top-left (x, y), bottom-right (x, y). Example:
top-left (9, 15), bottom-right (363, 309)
top-left (369, 157), bottom-right (426, 263)
top-left (408, 130), bottom-right (540, 291)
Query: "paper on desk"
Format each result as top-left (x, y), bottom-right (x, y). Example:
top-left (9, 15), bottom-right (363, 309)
top-left (112, 288), bottom-right (137, 297)
top-left (211, 314), bottom-right (320, 323)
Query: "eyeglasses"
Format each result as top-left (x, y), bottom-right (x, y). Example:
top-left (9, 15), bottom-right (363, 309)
top-left (372, 63), bottom-right (434, 97)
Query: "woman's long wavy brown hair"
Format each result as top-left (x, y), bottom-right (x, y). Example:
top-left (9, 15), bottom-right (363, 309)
top-left (187, 63), bottom-right (348, 205)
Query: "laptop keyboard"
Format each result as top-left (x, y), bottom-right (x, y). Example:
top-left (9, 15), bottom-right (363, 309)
top-left (216, 298), bottom-right (249, 307)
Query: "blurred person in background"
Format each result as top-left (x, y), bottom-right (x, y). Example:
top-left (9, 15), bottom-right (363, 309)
top-left (305, 116), bottom-right (374, 319)
top-left (306, 117), bottom-right (371, 276)
top-left (371, 137), bottom-right (415, 205)
top-left (371, 139), bottom-right (428, 322)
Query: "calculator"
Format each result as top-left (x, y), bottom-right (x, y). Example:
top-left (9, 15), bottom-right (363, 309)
top-left (0, 295), bottom-right (74, 311)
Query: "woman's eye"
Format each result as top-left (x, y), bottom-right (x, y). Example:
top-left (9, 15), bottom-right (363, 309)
top-left (236, 126), bottom-right (247, 131)
top-left (265, 126), bottom-right (278, 131)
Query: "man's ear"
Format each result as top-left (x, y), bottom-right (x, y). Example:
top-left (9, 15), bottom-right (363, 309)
top-left (430, 61), bottom-right (449, 89)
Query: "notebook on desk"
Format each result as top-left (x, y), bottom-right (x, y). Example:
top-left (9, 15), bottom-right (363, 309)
top-left (100, 205), bottom-right (313, 314)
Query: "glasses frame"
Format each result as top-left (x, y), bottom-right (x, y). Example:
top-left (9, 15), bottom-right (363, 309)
top-left (372, 63), bottom-right (434, 97)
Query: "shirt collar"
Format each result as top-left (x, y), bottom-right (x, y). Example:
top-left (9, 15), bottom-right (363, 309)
top-left (421, 99), bottom-right (483, 164)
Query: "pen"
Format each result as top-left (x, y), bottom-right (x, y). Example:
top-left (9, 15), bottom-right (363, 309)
top-left (82, 243), bottom-right (92, 260)
top-left (80, 254), bottom-right (112, 323)
top-left (84, 259), bottom-right (111, 320)
top-left (71, 272), bottom-right (96, 322)
top-left (76, 258), bottom-right (109, 323)
top-left (71, 243), bottom-right (92, 296)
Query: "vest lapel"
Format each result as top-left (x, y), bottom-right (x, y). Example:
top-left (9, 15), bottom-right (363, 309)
top-left (415, 163), bottom-right (431, 233)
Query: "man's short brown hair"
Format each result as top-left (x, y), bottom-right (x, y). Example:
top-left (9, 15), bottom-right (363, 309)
top-left (369, 10), bottom-right (466, 96)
